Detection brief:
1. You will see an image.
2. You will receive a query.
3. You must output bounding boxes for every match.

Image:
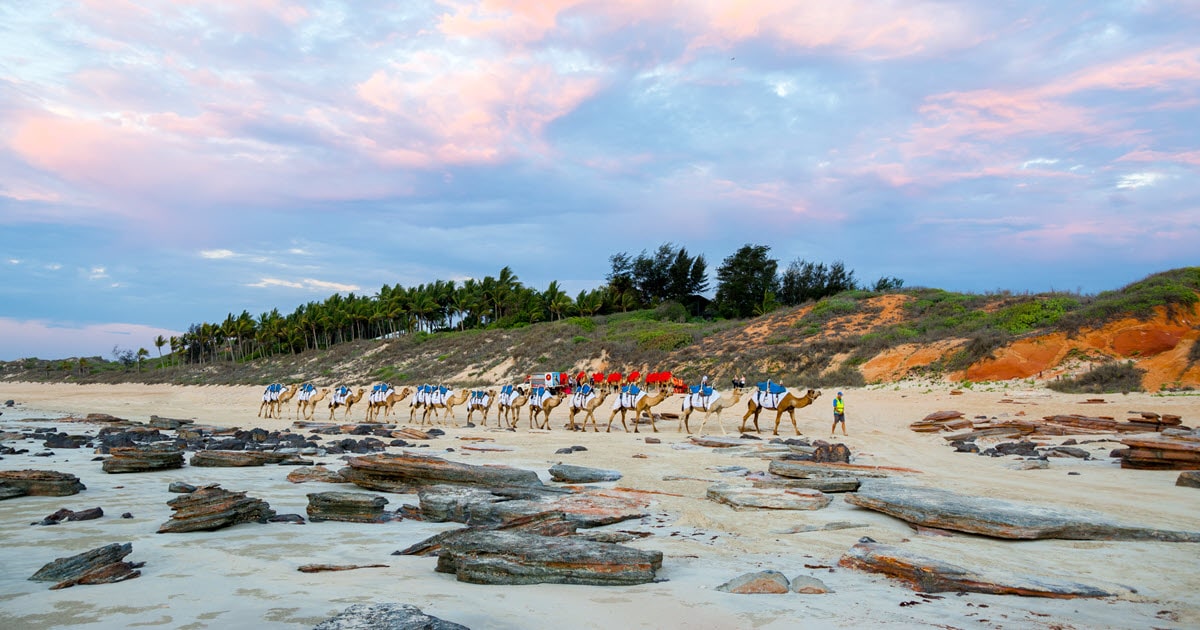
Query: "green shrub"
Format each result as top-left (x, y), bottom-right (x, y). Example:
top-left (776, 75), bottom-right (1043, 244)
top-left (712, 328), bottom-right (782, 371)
top-left (636, 330), bottom-right (693, 351)
top-left (566, 317), bottom-right (597, 332)
top-left (572, 336), bottom-right (588, 344)
top-left (808, 298), bottom-right (858, 320)
top-left (993, 297), bottom-right (1077, 334)
top-left (1047, 360), bottom-right (1146, 394)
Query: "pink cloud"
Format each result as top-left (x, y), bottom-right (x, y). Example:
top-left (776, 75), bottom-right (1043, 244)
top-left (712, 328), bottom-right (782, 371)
top-left (355, 52), bottom-right (601, 166)
top-left (1117, 149), bottom-right (1200, 168)
top-left (0, 318), bottom-right (182, 361)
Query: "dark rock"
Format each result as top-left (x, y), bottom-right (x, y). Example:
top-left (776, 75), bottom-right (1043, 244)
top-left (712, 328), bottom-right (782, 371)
top-left (4, 400), bottom-right (13, 407)
top-left (768, 460), bottom-right (890, 479)
top-left (307, 491), bottom-right (392, 523)
top-left (716, 570), bottom-right (790, 594)
top-left (554, 448), bottom-right (574, 455)
top-left (1177, 471), bottom-right (1200, 488)
top-left (148, 415), bottom-right (194, 430)
top-left (344, 453), bottom-right (543, 493)
top-left (548, 464), bottom-right (622, 484)
top-left (739, 433), bottom-right (762, 440)
top-left (268, 513), bottom-right (307, 524)
top-left (313, 603), bottom-right (468, 630)
top-left (1067, 472), bottom-right (1081, 476)
top-left (29, 542), bottom-right (142, 589)
top-left (121, 512), bottom-right (133, 519)
top-left (750, 476), bottom-right (860, 493)
top-left (0, 469), bottom-right (86, 496)
top-left (845, 484), bottom-right (1200, 541)
top-left (102, 443), bottom-right (184, 474)
top-left (43, 433), bottom-right (91, 449)
top-left (157, 485), bottom-right (275, 533)
top-left (37, 507), bottom-right (103, 526)
top-left (984, 441), bottom-right (1040, 458)
top-left (1062, 439), bottom-right (1078, 446)
top-left (34, 451), bottom-right (53, 457)
top-left (952, 441), bottom-right (980, 453)
top-left (1109, 448), bottom-right (1130, 459)
top-left (168, 482), bottom-right (197, 494)
top-left (570, 445), bottom-right (587, 452)
top-left (811, 442), bottom-right (851, 464)
top-left (431, 530), bottom-right (662, 585)
top-left (644, 437), bottom-right (661, 444)
top-left (1045, 446), bottom-right (1091, 460)
top-left (839, 541), bottom-right (1111, 597)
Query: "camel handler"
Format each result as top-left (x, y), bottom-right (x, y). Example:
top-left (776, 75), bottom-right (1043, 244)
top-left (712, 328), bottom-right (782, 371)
top-left (831, 391), bottom-right (847, 437)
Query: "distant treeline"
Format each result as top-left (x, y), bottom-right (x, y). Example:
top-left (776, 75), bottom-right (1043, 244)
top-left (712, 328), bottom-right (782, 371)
top-left (168, 243), bottom-right (901, 365)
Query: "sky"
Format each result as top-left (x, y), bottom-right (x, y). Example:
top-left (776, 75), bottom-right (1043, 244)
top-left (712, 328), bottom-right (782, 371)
top-left (1, 1), bottom-right (1198, 361)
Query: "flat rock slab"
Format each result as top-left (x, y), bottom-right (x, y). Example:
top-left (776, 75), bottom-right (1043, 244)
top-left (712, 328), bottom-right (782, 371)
top-left (29, 542), bottom-right (142, 589)
top-left (839, 541), bottom-right (1111, 598)
top-left (417, 485), bottom-right (649, 529)
top-left (345, 453), bottom-right (542, 493)
top-left (846, 484), bottom-right (1200, 541)
top-left (769, 460), bottom-right (894, 479)
top-left (307, 491), bottom-right (391, 523)
top-left (689, 436), bottom-right (764, 448)
top-left (433, 530), bottom-right (663, 586)
top-left (157, 485), bottom-right (275, 533)
top-left (750, 475), bottom-right (861, 493)
top-left (314, 603), bottom-right (468, 630)
top-left (190, 450), bottom-right (301, 467)
top-left (103, 444), bottom-right (185, 473)
top-left (549, 464), bottom-right (622, 484)
top-left (707, 484), bottom-right (832, 510)
top-left (0, 482), bottom-right (28, 500)
top-left (1177, 471), bottom-right (1200, 488)
top-left (0, 469), bottom-right (86, 496)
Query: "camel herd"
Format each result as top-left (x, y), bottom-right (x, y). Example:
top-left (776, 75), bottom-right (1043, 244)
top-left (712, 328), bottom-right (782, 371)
top-left (257, 380), bottom-right (825, 436)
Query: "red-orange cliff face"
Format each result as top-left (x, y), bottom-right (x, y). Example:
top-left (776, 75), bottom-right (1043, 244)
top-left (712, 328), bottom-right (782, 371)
top-left (962, 306), bottom-right (1200, 390)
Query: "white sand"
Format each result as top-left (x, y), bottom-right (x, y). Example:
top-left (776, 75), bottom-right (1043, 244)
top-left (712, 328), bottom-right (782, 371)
top-left (1, 381), bottom-right (1198, 629)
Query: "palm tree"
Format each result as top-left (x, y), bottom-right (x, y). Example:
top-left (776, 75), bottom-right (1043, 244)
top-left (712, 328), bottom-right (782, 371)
top-left (544, 280), bottom-right (571, 321)
top-left (136, 347), bottom-right (149, 373)
top-left (154, 335), bottom-right (167, 368)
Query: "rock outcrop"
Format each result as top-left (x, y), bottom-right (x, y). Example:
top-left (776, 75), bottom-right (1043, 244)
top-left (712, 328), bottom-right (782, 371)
top-left (157, 485), bottom-right (275, 533)
top-left (845, 484), bottom-right (1200, 541)
top-left (306, 491), bottom-right (392, 523)
top-left (548, 463), bottom-right (622, 484)
top-left (102, 444), bottom-right (185, 473)
top-left (189, 450), bottom-right (306, 467)
top-left (839, 541), bottom-right (1111, 598)
top-left (344, 453), bottom-right (542, 493)
top-left (29, 542), bottom-right (142, 590)
top-left (313, 603), bottom-right (468, 630)
top-left (707, 484), bottom-right (832, 510)
top-left (430, 530), bottom-right (662, 585)
top-left (0, 469), bottom-right (86, 496)
top-left (414, 484), bottom-right (649, 529)
top-left (287, 465), bottom-right (350, 484)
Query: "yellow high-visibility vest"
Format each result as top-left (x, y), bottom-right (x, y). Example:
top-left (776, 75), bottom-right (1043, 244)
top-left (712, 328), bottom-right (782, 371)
top-left (834, 398), bottom-right (844, 414)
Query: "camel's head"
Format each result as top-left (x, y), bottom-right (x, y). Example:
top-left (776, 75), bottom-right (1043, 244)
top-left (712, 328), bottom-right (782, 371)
top-left (809, 389), bottom-right (822, 400)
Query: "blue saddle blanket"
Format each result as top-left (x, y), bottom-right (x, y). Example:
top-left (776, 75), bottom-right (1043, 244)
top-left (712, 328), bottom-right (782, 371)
top-left (756, 381), bottom-right (786, 395)
top-left (500, 384), bottom-right (514, 395)
top-left (690, 385), bottom-right (714, 396)
top-left (372, 383), bottom-right (390, 393)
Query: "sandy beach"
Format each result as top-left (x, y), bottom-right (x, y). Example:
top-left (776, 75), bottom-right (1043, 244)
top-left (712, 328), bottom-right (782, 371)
top-left (1, 381), bottom-right (1198, 629)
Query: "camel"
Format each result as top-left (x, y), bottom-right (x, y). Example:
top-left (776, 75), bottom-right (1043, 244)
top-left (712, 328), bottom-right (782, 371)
top-left (607, 387), bottom-right (671, 433)
top-left (328, 387), bottom-right (365, 421)
top-left (568, 389), bottom-right (609, 432)
top-left (271, 384), bottom-right (299, 419)
top-left (366, 386), bottom-right (412, 422)
top-left (297, 388), bottom-right (329, 421)
top-left (422, 389), bottom-right (470, 426)
top-left (680, 388), bottom-right (744, 435)
top-left (741, 388), bottom-right (822, 436)
top-left (258, 383), bottom-right (295, 419)
top-left (528, 391), bottom-right (565, 430)
top-left (466, 389), bottom-right (497, 425)
top-left (498, 387), bottom-right (528, 428)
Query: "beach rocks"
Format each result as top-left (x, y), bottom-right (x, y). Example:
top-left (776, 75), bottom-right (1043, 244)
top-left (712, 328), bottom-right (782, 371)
top-left (29, 542), bottom-right (142, 590)
top-left (707, 484), bottom-right (832, 510)
top-left (102, 444), bottom-right (185, 473)
top-left (1177, 471), bottom-right (1200, 488)
top-left (548, 463), bottom-right (622, 484)
top-left (750, 475), bottom-right (861, 493)
top-left (768, 460), bottom-right (891, 479)
top-left (0, 469), bottom-right (86, 496)
top-left (157, 485), bottom-right (275, 533)
top-left (0, 483), bottom-right (26, 500)
top-left (845, 484), bottom-right (1200, 541)
top-left (189, 450), bottom-right (306, 467)
top-left (717, 570), bottom-right (791, 594)
top-left (307, 491), bottom-right (392, 523)
top-left (148, 415), bottom-right (194, 430)
top-left (344, 453), bottom-right (543, 493)
top-left (43, 432), bottom-right (91, 449)
top-left (415, 484), bottom-right (648, 529)
top-left (36, 507), bottom-right (103, 525)
top-left (431, 530), bottom-right (663, 585)
top-left (811, 442), bottom-right (852, 463)
top-left (168, 482), bottom-right (196, 493)
top-left (287, 465), bottom-right (349, 484)
top-left (313, 603), bottom-right (468, 630)
top-left (839, 541), bottom-right (1111, 598)
top-left (1120, 433), bottom-right (1200, 470)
